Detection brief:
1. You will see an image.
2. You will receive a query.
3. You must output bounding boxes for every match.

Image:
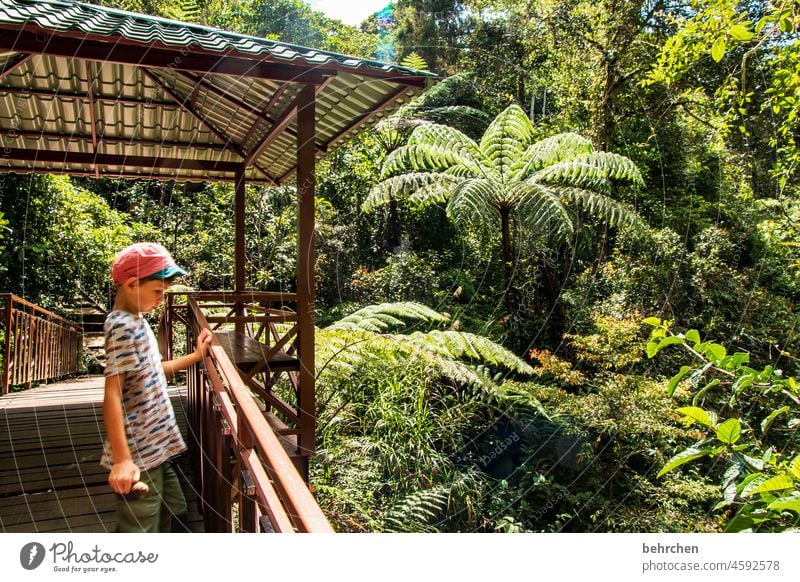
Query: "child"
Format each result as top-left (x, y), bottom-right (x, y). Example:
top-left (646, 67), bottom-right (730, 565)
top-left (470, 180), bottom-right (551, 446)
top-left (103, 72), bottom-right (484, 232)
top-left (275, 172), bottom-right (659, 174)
top-left (102, 242), bottom-right (212, 533)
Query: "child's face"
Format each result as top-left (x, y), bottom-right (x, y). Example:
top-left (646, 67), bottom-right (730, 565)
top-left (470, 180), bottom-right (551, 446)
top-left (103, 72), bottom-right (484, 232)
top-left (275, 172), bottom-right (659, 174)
top-left (133, 279), bottom-right (168, 313)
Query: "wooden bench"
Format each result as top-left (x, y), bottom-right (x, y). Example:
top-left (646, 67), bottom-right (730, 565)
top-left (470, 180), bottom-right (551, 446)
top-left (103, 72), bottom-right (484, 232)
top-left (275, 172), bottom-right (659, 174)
top-left (214, 331), bottom-right (300, 375)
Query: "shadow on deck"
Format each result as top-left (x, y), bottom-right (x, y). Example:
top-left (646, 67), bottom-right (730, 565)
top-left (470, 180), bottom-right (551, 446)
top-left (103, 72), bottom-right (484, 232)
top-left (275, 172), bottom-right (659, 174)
top-left (0, 376), bottom-right (203, 532)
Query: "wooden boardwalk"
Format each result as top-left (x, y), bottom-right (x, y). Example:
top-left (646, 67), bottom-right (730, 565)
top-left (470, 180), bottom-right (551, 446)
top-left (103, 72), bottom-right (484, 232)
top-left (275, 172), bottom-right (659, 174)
top-left (0, 376), bottom-right (203, 532)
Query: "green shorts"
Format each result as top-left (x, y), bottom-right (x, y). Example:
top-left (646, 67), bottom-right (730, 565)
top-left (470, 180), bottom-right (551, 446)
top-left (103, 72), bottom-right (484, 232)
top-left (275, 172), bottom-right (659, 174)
top-left (115, 461), bottom-right (187, 533)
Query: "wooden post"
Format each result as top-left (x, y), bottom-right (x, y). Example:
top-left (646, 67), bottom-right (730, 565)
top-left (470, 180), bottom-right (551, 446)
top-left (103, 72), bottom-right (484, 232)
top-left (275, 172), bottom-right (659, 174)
top-left (234, 166), bottom-right (246, 335)
top-left (296, 83), bottom-right (316, 482)
top-left (2, 295), bottom-right (12, 395)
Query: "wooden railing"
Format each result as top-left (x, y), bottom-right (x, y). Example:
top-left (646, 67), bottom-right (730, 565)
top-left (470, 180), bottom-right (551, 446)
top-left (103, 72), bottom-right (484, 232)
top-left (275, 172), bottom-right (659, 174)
top-left (159, 291), bottom-right (332, 533)
top-left (1, 294), bottom-right (83, 395)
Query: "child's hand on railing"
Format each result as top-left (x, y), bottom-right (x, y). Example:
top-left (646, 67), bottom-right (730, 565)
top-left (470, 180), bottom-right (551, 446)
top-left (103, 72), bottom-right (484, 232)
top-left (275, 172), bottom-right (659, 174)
top-left (195, 328), bottom-right (213, 359)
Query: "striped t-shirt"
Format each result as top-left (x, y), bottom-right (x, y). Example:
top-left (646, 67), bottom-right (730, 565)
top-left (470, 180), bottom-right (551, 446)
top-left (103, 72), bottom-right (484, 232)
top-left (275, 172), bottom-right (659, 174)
top-left (100, 310), bottom-right (187, 471)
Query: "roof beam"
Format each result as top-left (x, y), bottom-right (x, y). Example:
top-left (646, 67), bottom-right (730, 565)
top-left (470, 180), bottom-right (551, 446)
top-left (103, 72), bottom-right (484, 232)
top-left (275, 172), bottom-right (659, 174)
top-left (240, 82), bottom-right (290, 151)
top-left (1, 148), bottom-right (242, 172)
top-left (0, 53), bottom-right (32, 79)
top-left (0, 29), bottom-right (327, 84)
top-left (141, 68), bottom-right (275, 182)
top-left (321, 85), bottom-right (413, 153)
top-left (0, 86), bottom-right (180, 108)
top-left (0, 165), bottom-right (277, 185)
top-left (85, 62), bottom-right (99, 178)
top-left (244, 76), bottom-right (334, 168)
top-left (276, 85), bottom-right (413, 184)
top-left (180, 72), bottom-right (327, 155)
top-left (6, 129), bottom-right (231, 151)
top-left (244, 91), bottom-right (304, 167)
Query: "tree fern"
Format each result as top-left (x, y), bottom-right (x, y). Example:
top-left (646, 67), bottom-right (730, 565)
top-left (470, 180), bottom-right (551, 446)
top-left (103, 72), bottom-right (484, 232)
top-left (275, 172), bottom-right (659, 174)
top-left (406, 330), bottom-right (534, 376)
top-left (399, 52), bottom-right (430, 72)
top-left (512, 132), bottom-right (595, 180)
top-left (362, 172), bottom-right (459, 212)
top-left (364, 104), bottom-right (643, 311)
top-left (381, 486), bottom-right (451, 532)
top-left (164, 0), bottom-right (201, 23)
top-left (326, 301), bottom-right (449, 332)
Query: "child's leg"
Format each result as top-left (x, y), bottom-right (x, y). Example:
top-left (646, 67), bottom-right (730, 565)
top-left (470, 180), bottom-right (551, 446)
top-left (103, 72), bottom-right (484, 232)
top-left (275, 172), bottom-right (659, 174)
top-left (158, 461), bottom-right (188, 533)
top-left (114, 466), bottom-right (163, 533)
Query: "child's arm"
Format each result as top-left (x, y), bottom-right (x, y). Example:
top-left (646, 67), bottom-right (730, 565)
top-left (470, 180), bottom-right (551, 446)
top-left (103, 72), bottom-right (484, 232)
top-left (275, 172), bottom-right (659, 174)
top-left (162, 328), bottom-right (213, 380)
top-left (103, 372), bottom-right (140, 494)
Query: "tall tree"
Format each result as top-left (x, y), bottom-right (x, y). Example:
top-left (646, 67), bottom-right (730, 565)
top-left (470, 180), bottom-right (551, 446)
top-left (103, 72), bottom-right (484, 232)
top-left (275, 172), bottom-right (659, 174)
top-left (362, 104), bottom-right (643, 314)
top-left (395, 0), bottom-right (472, 73)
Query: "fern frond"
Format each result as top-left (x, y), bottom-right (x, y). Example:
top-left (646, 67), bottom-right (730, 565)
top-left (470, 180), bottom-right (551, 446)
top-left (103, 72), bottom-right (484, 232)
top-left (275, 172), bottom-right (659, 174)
top-left (381, 144), bottom-right (462, 177)
top-left (556, 187), bottom-right (640, 227)
top-left (446, 178), bottom-right (502, 237)
top-left (479, 104), bottom-right (535, 181)
top-left (327, 302), bottom-right (449, 333)
top-left (407, 124), bottom-right (489, 175)
top-left (399, 52), bottom-right (429, 71)
top-left (381, 486), bottom-right (450, 532)
top-left (362, 172), bottom-right (460, 212)
top-left (511, 132), bottom-right (595, 180)
top-left (535, 151), bottom-right (644, 188)
top-left (406, 330), bottom-right (534, 375)
top-left (417, 105), bottom-right (492, 126)
top-left (393, 72), bottom-right (477, 120)
top-left (511, 182), bottom-right (574, 240)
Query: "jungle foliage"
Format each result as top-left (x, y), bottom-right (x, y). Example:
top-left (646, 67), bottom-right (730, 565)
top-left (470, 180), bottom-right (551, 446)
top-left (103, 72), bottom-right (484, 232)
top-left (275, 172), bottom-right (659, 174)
top-left (1, 0), bottom-right (799, 532)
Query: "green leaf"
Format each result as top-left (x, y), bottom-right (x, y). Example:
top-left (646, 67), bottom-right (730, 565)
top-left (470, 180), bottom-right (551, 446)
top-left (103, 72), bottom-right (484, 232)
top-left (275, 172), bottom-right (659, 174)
top-left (642, 317), bottom-right (664, 327)
top-left (646, 340), bottom-right (659, 359)
top-left (768, 495), bottom-right (800, 513)
top-left (658, 447), bottom-right (715, 477)
top-left (742, 454), bottom-right (764, 471)
top-left (711, 37), bottom-right (726, 62)
top-left (699, 342), bottom-right (727, 363)
top-left (761, 406), bottom-right (790, 434)
top-left (730, 24), bottom-right (754, 42)
top-left (684, 329), bottom-right (701, 346)
top-left (657, 335), bottom-right (685, 352)
top-left (789, 455), bottom-right (800, 481)
top-left (677, 406), bottom-right (717, 429)
top-left (724, 511), bottom-right (770, 532)
top-left (744, 475), bottom-right (795, 497)
top-left (715, 418), bottom-right (742, 444)
top-left (729, 352), bottom-right (750, 368)
top-left (667, 365), bottom-right (691, 396)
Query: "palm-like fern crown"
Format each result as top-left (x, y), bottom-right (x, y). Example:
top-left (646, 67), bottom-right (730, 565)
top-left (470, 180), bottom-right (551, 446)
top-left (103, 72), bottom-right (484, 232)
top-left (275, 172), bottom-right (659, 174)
top-left (363, 104), bottom-right (644, 240)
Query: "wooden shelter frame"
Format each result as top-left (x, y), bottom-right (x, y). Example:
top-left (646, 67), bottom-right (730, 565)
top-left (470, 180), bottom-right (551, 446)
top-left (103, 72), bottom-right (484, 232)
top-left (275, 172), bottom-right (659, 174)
top-left (0, 0), bottom-right (434, 532)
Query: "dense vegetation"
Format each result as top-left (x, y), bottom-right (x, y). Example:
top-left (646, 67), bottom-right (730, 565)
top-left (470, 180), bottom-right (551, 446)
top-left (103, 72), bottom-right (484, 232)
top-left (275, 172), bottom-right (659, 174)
top-left (1, 0), bottom-right (798, 532)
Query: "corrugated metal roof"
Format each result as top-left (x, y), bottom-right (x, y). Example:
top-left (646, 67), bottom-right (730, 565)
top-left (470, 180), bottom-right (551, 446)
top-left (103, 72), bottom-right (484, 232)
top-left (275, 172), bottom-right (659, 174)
top-left (0, 0), bottom-right (436, 183)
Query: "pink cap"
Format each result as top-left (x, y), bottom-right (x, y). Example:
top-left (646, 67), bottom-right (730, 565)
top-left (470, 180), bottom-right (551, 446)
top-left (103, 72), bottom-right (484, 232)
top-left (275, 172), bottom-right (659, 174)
top-left (111, 242), bottom-right (188, 285)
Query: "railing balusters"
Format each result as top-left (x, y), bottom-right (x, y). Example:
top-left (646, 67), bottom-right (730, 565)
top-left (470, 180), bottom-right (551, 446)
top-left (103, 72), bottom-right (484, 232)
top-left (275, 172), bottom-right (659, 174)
top-left (158, 291), bottom-right (332, 533)
top-left (0, 294), bottom-right (83, 394)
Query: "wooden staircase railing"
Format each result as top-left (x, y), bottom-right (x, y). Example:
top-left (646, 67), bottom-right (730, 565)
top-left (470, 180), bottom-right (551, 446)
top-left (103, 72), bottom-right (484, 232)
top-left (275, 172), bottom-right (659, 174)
top-left (158, 291), bottom-right (332, 533)
top-left (1, 294), bottom-right (84, 395)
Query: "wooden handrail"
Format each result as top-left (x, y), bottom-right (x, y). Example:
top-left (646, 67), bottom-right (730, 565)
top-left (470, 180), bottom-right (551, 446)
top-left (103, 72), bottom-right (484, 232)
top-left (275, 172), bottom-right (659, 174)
top-left (184, 295), bottom-right (332, 533)
top-left (1, 294), bottom-right (83, 394)
top-left (2, 294), bottom-right (83, 330)
top-left (167, 290), bottom-right (299, 302)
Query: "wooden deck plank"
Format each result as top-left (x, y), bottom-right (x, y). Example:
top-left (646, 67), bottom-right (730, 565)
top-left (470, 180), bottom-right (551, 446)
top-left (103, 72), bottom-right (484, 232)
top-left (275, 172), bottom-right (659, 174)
top-left (0, 375), bottom-right (204, 532)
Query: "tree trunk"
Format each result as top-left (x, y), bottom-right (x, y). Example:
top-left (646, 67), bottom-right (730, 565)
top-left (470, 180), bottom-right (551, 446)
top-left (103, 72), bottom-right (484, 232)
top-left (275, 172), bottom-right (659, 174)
top-left (500, 206), bottom-right (513, 314)
top-left (538, 250), bottom-right (568, 348)
top-left (388, 198), bottom-right (401, 252)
